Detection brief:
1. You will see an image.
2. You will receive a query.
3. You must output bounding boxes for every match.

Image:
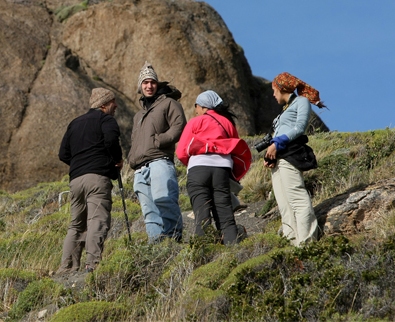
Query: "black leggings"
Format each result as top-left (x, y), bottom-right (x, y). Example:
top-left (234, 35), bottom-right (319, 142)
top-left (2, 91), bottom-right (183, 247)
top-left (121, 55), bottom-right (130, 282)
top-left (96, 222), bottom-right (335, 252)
top-left (186, 166), bottom-right (237, 245)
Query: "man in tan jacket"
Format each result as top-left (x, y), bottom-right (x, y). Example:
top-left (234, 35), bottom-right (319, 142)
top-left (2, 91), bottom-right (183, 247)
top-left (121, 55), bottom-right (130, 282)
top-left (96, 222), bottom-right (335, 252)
top-left (128, 62), bottom-right (186, 243)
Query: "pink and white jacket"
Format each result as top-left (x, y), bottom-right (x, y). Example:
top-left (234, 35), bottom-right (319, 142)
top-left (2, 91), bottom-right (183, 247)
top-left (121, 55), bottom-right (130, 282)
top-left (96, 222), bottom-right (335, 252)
top-left (176, 110), bottom-right (251, 181)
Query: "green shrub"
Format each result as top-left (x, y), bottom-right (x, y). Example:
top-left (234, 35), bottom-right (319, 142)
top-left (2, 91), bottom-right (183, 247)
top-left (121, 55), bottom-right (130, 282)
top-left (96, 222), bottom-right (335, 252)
top-left (87, 240), bottom-right (184, 301)
top-left (50, 301), bottom-right (130, 322)
top-left (55, 0), bottom-right (89, 22)
top-left (0, 268), bottom-right (38, 314)
top-left (8, 278), bottom-right (66, 320)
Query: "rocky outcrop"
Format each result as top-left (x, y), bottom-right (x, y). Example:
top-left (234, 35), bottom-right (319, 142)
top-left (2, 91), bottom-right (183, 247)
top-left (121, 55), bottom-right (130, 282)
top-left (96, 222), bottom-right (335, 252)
top-left (0, 0), bottom-right (328, 192)
top-left (315, 178), bottom-right (395, 236)
top-left (249, 178), bottom-right (395, 240)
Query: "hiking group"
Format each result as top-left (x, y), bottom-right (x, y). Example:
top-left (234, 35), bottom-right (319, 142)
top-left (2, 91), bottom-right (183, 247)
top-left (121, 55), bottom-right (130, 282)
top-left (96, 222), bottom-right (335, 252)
top-left (56, 61), bottom-right (325, 275)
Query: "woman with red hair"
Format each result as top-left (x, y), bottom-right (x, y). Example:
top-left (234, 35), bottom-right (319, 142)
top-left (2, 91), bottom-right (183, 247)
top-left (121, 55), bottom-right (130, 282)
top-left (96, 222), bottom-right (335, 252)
top-left (264, 72), bottom-right (326, 246)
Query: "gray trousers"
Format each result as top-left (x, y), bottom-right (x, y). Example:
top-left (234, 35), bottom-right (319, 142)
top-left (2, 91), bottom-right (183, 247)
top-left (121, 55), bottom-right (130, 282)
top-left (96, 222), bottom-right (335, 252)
top-left (59, 173), bottom-right (112, 270)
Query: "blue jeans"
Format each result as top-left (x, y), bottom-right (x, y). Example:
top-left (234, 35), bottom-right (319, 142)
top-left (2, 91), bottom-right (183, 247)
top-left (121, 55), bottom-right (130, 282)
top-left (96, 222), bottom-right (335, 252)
top-left (133, 159), bottom-right (183, 242)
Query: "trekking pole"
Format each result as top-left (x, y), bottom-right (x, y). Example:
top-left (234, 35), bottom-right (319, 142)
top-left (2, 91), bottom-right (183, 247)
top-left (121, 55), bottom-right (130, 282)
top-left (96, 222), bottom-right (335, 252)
top-left (118, 171), bottom-right (132, 242)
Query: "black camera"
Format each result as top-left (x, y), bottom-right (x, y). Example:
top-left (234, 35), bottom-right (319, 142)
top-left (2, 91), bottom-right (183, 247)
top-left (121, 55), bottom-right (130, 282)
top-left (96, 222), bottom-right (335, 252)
top-left (254, 133), bottom-right (272, 153)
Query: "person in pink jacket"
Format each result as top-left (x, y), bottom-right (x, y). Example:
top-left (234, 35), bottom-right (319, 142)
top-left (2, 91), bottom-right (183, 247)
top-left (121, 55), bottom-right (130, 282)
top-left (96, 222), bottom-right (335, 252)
top-left (176, 90), bottom-right (251, 244)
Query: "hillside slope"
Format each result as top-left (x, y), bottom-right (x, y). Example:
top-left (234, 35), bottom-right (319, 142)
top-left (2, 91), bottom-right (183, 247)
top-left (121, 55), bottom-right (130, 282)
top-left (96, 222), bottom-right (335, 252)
top-left (1, 129), bottom-right (395, 321)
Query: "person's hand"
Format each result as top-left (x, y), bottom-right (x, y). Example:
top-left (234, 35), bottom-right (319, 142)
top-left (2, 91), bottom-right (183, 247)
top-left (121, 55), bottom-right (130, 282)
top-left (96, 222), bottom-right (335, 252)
top-left (264, 160), bottom-right (276, 168)
top-left (115, 159), bottom-right (124, 170)
top-left (264, 143), bottom-right (277, 168)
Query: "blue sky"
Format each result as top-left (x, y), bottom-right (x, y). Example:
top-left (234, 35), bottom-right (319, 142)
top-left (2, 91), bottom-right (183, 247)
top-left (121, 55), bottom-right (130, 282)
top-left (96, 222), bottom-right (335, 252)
top-left (203, 1), bottom-right (395, 132)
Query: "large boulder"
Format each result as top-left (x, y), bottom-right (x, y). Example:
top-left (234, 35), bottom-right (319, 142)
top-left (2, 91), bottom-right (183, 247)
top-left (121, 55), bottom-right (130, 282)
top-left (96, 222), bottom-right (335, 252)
top-left (0, 0), bottom-right (328, 192)
top-left (315, 178), bottom-right (395, 236)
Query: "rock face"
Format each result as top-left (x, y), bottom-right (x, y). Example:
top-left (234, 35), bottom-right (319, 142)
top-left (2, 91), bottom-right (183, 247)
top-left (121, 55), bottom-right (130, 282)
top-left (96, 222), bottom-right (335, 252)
top-left (315, 178), bottom-right (395, 236)
top-left (0, 0), bottom-right (328, 192)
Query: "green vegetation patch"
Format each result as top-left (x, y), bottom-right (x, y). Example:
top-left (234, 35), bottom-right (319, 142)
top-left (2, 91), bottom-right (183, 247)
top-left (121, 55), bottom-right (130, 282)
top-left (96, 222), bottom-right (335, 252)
top-left (30, 211), bottom-right (69, 233)
top-left (0, 268), bottom-right (38, 314)
top-left (175, 164), bottom-right (191, 211)
top-left (187, 253), bottom-right (237, 291)
top-left (55, 0), bottom-right (89, 22)
top-left (0, 268), bottom-right (37, 281)
top-left (0, 230), bottom-right (64, 271)
top-left (1, 130), bottom-right (395, 321)
top-left (239, 162), bottom-right (272, 203)
top-left (303, 129), bottom-right (395, 202)
top-left (50, 301), bottom-right (130, 322)
top-left (180, 288), bottom-right (227, 322)
top-left (111, 198), bottom-right (141, 222)
top-left (89, 240), bottom-right (184, 301)
top-left (223, 235), bottom-right (395, 321)
top-left (8, 278), bottom-right (66, 321)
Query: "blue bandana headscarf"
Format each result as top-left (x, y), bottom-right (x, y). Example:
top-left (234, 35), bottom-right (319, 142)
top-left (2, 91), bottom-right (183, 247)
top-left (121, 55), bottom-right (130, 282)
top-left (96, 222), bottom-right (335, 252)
top-left (195, 90), bottom-right (223, 109)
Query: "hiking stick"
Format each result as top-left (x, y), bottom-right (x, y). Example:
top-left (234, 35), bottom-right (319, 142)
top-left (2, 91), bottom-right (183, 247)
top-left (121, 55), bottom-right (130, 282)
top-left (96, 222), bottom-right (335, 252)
top-left (118, 171), bottom-right (132, 242)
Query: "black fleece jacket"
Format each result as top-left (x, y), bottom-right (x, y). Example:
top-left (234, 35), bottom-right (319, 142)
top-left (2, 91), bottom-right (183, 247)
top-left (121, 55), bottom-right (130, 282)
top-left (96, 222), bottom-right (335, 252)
top-left (59, 109), bottom-right (122, 181)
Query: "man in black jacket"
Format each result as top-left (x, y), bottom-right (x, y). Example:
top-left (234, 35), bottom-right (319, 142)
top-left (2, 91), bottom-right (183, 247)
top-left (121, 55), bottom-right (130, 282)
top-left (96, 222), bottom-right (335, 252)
top-left (57, 88), bottom-right (123, 274)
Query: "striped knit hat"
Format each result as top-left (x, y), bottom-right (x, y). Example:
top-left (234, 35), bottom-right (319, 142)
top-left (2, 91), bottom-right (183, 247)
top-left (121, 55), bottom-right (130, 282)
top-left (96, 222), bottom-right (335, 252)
top-left (137, 61), bottom-right (158, 93)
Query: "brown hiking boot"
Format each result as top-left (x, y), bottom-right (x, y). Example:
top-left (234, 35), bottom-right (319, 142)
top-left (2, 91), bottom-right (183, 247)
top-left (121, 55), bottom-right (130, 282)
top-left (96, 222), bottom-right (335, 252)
top-left (55, 266), bottom-right (79, 276)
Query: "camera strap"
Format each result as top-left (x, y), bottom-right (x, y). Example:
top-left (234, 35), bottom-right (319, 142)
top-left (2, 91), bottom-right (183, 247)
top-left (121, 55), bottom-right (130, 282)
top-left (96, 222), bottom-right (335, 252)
top-left (204, 113), bottom-right (231, 138)
top-left (282, 93), bottom-right (297, 112)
